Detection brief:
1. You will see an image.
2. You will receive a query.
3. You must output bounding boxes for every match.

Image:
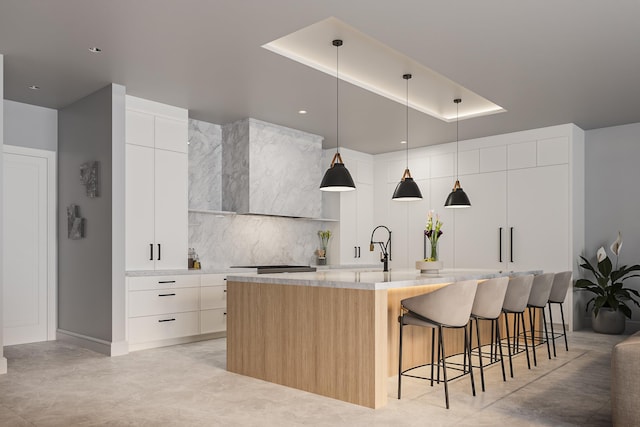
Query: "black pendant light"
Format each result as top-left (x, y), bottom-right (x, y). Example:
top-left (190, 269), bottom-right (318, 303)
top-left (392, 74), bottom-right (422, 201)
top-left (444, 98), bottom-right (471, 208)
top-left (320, 40), bottom-right (356, 192)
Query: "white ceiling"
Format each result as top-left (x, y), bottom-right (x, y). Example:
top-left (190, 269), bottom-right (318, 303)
top-left (1, 0), bottom-right (640, 154)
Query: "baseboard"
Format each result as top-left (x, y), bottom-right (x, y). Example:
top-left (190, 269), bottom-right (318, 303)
top-left (128, 331), bottom-right (225, 352)
top-left (0, 356), bottom-right (7, 374)
top-left (57, 329), bottom-right (130, 357)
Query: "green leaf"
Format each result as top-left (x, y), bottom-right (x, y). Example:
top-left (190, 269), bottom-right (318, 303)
top-left (579, 256), bottom-right (600, 278)
top-left (597, 277), bottom-right (609, 289)
top-left (620, 304), bottom-right (632, 319)
top-left (575, 278), bottom-right (596, 288)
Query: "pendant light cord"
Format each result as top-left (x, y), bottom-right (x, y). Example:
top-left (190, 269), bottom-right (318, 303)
top-left (405, 76), bottom-right (409, 169)
top-left (456, 100), bottom-right (459, 180)
top-left (336, 42), bottom-right (340, 154)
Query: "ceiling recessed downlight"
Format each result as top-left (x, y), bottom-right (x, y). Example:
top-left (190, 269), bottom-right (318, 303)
top-left (263, 17), bottom-right (505, 122)
top-left (400, 140), bottom-right (407, 144)
top-left (28, 85), bottom-right (40, 90)
top-left (89, 47), bottom-right (102, 53)
top-left (298, 110), bottom-right (307, 114)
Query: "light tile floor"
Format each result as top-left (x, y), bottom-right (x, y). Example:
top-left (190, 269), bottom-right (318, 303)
top-left (0, 331), bottom-right (626, 426)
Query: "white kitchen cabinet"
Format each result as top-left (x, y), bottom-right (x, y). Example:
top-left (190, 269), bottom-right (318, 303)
top-left (125, 96), bottom-right (188, 271)
top-left (454, 171), bottom-right (507, 270)
top-left (127, 274), bottom-right (228, 351)
top-left (338, 151), bottom-right (375, 265)
top-left (507, 164), bottom-right (569, 272)
top-left (200, 274), bottom-right (227, 334)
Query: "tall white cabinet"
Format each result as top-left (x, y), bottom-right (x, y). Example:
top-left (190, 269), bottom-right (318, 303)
top-left (125, 96), bottom-right (188, 271)
top-left (370, 124), bottom-right (584, 330)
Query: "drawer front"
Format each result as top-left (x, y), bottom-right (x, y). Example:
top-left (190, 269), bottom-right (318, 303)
top-left (129, 287), bottom-right (199, 317)
top-left (200, 274), bottom-right (227, 287)
top-left (129, 311), bottom-right (199, 344)
top-left (201, 308), bottom-right (227, 334)
top-left (128, 275), bottom-right (200, 291)
top-left (201, 285), bottom-right (226, 310)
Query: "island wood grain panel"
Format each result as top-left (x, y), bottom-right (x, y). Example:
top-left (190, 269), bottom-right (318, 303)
top-left (227, 281), bottom-right (388, 409)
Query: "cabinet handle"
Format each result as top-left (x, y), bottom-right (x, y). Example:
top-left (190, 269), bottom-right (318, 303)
top-left (223, 312), bottom-right (227, 316)
top-left (499, 227), bottom-right (503, 263)
top-left (510, 227), bottom-right (514, 263)
top-left (158, 318), bottom-right (176, 323)
top-left (158, 280), bottom-right (176, 284)
top-left (150, 244), bottom-right (153, 261)
top-left (157, 244), bottom-right (161, 261)
top-left (354, 246), bottom-right (358, 258)
top-left (357, 246), bottom-right (361, 258)
top-left (158, 293), bottom-right (176, 297)
top-left (223, 289), bottom-right (227, 293)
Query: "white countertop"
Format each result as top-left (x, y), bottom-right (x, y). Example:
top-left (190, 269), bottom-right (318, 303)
top-left (125, 264), bottom-right (380, 277)
top-left (226, 268), bottom-right (542, 290)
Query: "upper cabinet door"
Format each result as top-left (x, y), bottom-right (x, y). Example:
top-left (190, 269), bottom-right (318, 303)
top-left (126, 144), bottom-right (156, 271)
top-left (454, 171), bottom-right (507, 270)
top-left (126, 110), bottom-right (154, 148)
top-left (154, 149), bottom-right (189, 270)
top-left (155, 116), bottom-right (188, 153)
top-left (507, 164), bottom-right (569, 272)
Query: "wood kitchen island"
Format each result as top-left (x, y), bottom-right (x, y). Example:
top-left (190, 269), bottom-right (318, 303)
top-left (226, 269), bottom-right (538, 409)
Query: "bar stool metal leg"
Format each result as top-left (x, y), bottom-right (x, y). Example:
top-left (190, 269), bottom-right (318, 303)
top-left (504, 313), bottom-right (514, 378)
top-left (520, 312), bottom-right (531, 369)
top-left (542, 307), bottom-right (551, 359)
top-left (439, 325), bottom-right (450, 409)
top-left (560, 303), bottom-right (568, 351)
top-left (529, 308), bottom-right (538, 366)
top-left (496, 319), bottom-right (506, 382)
top-left (430, 328), bottom-right (435, 387)
top-left (474, 318), bottom-right (485, 391)
top-left (465, 324), bottom-right (476, 397)
top-left (548, 303), bottom-right (557, 357)
top-left (397, 316), bottom-right (404, 399)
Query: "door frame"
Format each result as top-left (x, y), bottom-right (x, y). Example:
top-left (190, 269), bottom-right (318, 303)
top-left (3, 144), bottom-right (57, 341)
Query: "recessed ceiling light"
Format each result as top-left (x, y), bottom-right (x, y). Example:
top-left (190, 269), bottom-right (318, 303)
top-left (28, 85), bottom-right (40, 90)
top-left (298, 110), bottom-right (307, 115)
top-left (400, 140), bottom-right (407, 144)
top-left (89, 47), bottom-right (102, 53)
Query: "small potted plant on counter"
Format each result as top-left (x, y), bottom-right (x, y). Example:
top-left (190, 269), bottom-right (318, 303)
top-left (317, 230), bottom-right (332, 265)
top-left (416, 210), bottom-right (443, 273)
top-left (575, 232), bottom-right (640, 334)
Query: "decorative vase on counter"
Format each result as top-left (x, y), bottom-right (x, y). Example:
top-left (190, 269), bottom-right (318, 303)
top-left (591, 308), bottom-right (626, 334)
top-left (317, 256), bottom-right (327, 266)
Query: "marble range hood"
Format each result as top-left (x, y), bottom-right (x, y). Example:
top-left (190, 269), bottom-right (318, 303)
top-left (221, 118), bottom-right (323, 219)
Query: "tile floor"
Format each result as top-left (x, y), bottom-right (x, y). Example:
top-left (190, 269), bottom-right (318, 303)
top-left (0, 330), bottom-right (626, 426)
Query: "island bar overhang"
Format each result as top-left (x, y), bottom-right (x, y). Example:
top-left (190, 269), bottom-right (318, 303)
top-left (226, 269), bottom-right (541, 409)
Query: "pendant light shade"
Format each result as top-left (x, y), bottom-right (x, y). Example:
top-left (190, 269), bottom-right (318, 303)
top-left (444, 98), bottom-right (471, 208)
top-left (392, 74), bottom-right (422, 201)
top-left (320, 39), bottom-right (355, 192)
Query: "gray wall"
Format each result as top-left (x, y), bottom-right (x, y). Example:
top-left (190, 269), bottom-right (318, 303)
top-left (0, 53), bottom-right (6, 373)
top-left (4, 100), bottom-right (57, 151)
top-left (585, 122), bottom-right (640, 333)
top-left (58, 85), bottom-right (116, 343)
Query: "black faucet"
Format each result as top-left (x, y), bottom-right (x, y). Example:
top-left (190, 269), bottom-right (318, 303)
top-left (370, 225), bottom-right (392, 272)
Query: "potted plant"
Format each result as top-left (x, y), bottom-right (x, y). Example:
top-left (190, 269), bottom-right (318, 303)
top-left (575, 232), bottom-right (640, 334)
top-left (317, 230), bottom-right (332, 265)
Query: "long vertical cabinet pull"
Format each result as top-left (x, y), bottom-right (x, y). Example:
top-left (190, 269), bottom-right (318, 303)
top-left (150, 244), bottom-right (153, 261)
top-left (499, 227), bottom-right (503, 262)
top-left (354, 246), bottom-right (358, 258)
top-left (158, 244), bottom-right (161, 261)
top-left (510, 227), bottom-right (514, 263)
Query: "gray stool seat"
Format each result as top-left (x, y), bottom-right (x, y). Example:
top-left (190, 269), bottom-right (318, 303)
top-left (526, 273), bottom-right (555, 365)
top-left (547, 271), bottom-right (572, 356)
top-left (398, 280), bottom-right (478, 409)
top-left (502, 274), bottom-right (534, 377)
top-left (469, 276), bottom-right (510, 391)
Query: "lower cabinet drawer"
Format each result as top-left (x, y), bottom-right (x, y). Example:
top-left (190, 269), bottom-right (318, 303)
top-left (129, 311), bottom-right (199, 344)
top-left (201, 285), bottom-right (226, 310)
top-left (129, 287), bottom-right (199, 317)
top-left (200, 308), bottom-right (227, 334)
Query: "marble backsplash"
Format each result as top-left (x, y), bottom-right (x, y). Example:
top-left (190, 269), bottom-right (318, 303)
top-left (189, 117), bottom-right (334, 268)
top-left (189, 212), bottom-right (338, 268)
top-left (189, 119), bottom-right (222, 211)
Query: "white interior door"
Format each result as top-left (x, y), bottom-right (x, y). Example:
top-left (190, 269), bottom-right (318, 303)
top-left (3, 147), bottom-right (55, 345)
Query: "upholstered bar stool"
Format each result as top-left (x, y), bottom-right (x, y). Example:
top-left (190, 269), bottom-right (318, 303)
top-left (526, 273), bottom-right (555, 366)
top-left (469, 276), bottom-right (510, 391)
top-left (547, 271), bottom-right (572, 356)
top-left (501, 274), bottom-right (534, 378)
top-left (397, 279), bottom-right (478, 409)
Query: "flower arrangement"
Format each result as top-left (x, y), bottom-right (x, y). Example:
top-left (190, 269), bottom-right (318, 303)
top-left (575, 232), bottom-right (640, 318)
top-left (317, 230), bottom-right (332, 258)
top-left (424, 210), bottom-right (443, 261)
